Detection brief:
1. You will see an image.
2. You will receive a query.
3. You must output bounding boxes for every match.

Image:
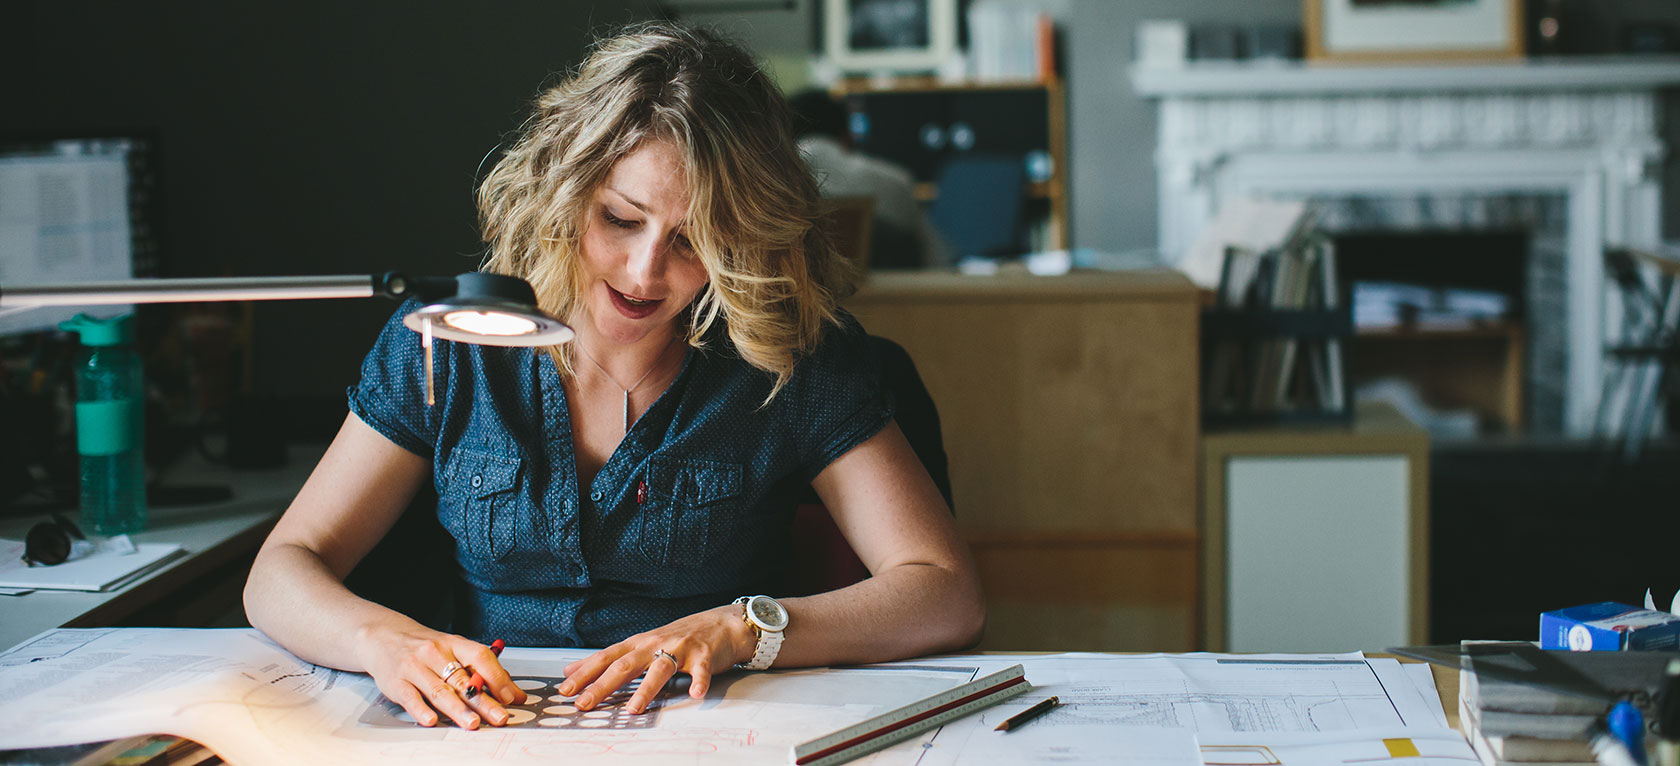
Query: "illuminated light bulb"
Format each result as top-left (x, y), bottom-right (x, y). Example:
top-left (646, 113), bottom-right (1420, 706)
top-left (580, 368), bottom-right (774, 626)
top-left (443, 310), bottom-right (537, 337)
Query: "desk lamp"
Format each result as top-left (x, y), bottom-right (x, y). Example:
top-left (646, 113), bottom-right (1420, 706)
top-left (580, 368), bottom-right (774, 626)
top-left (0, 271), bottom-right (573, 403)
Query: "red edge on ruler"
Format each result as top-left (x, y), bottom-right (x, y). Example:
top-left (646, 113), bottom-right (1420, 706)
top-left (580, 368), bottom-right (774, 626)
top-left (794, 676), bottom-right (1028, 765)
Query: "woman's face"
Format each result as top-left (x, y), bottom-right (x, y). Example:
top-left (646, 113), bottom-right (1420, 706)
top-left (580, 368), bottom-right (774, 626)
top-left (576, 139), bottom-right (709, 347)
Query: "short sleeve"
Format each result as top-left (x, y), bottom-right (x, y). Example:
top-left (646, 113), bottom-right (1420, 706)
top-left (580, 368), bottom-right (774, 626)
top-left (788, 312), bottom-right (896, 480)
top-left (346, 301), bottom-right (445, 458)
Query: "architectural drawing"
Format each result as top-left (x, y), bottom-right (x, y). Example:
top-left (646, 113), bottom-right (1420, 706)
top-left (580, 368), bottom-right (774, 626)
top-left (0, 631), bottom-right (1470, 766)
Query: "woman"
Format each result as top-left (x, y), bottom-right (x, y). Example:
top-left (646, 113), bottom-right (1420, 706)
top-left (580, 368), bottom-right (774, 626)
top-left (243, 22), bottom-right (984, 731)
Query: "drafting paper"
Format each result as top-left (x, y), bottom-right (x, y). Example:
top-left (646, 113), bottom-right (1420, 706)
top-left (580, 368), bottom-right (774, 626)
top-left (0, 630), bottom-right (970, 764)
top-left (0, 633), bottom-right (1468, 766)
top-left (857, 653), bottom-right (1462, 766)
top-left (1404, 660), bottom-right (1452, 729)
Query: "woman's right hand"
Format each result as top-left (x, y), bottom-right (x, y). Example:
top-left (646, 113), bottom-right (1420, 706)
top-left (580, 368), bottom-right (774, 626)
top-left (353, 621), bottom-right (522, 729)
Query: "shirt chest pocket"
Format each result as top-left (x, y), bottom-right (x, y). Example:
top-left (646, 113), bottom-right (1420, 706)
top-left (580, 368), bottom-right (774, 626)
top-left (639, 457), bottom-right (742, 568)
top-left (440, 448), bottom-right (524, 561)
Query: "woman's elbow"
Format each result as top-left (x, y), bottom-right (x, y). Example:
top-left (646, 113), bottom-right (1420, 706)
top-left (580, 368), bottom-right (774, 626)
top-left (242, 541), bottom-right (303, 635)
top-left (940, 564), bottom-right (987, 651)
top-left (242, 547), bottom-right (276, 632)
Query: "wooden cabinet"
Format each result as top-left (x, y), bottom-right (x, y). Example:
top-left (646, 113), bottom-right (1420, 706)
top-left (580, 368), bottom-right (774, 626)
top-left (847, 270), bottom-right (1200, 651)
top-left (833, 79), bottom-right (1068, 252)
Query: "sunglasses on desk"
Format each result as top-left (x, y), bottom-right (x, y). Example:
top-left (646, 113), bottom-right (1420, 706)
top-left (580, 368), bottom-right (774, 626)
top-left (23, 513), bottom-right (87, 566)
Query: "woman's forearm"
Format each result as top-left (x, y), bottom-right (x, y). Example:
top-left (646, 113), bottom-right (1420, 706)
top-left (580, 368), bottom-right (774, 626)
top-left (774, 559), bottom-right (985, 668)
top-left (243, 542), bottom-right (420, 672)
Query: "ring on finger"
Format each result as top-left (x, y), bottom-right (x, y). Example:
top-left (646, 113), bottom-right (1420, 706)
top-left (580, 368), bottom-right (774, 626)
top-left (440, 661), bottom-right (467, 684)
top-left (652, 649), bottom-right (679, 670)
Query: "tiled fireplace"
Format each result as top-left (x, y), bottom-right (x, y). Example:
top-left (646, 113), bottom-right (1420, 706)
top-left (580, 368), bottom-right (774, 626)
top-left (1132, 58), bottom-right (1680, 434)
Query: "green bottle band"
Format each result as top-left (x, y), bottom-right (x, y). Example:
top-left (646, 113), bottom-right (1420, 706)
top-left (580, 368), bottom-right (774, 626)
top-left (76, 399), bottom-right (141, 456)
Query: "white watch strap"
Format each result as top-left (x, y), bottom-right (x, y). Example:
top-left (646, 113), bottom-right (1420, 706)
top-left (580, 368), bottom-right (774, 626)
top-left (742, 625), bottom-right (783, 670)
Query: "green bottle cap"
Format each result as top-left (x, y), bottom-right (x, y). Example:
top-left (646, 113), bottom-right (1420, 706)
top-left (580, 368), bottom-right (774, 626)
top-left (59, 313), bottom-right (134, 347)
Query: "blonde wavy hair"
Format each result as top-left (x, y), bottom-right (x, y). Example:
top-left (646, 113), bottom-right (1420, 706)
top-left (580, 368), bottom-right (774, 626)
top-left (477, 22), bottom-right (858, 397)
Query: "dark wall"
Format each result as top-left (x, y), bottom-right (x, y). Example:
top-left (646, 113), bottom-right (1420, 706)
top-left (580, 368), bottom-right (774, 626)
top-left (2, 1), bottom-right (652, 404)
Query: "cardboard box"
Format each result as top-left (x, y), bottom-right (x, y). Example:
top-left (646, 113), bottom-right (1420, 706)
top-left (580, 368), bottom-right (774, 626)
top-left (1539, 602), bottom-right (1680, 651)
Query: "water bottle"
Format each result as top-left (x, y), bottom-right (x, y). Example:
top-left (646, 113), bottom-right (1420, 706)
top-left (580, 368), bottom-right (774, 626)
top-left (60, 313), bottom-right (147, 535)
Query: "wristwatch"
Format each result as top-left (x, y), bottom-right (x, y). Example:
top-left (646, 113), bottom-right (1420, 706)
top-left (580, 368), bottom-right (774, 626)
top-left (733, 595), bottom-right (788, 670)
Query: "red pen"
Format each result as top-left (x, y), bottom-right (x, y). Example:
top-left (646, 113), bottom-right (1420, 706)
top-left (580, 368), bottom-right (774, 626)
top-left (464, 639), bottom-right (505, 699)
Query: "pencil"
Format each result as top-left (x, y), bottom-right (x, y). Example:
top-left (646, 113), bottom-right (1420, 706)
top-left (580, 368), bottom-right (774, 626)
top-left (995, 695), bottom-right (1059, 732)
top-left (464, 639), bottom-right (505, 699)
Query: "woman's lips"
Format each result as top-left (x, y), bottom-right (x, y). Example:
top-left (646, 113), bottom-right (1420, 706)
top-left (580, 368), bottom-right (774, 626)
top-left (608, 285), bottom-right (662, 319)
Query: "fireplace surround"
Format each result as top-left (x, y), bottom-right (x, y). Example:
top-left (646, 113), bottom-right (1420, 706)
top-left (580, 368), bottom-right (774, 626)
top-left (1132, 57), bottom-right (1680, 434)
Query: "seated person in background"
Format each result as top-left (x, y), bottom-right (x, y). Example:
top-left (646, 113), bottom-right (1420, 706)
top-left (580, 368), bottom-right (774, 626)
top-left (243, 22), bottom-right (983, 731)
top-left (789, 88), bottom-right (950, 270)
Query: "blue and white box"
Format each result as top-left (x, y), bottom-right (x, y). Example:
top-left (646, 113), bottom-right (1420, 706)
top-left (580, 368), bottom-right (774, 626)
top-left (1540, 601), bottom-right (1680, 651)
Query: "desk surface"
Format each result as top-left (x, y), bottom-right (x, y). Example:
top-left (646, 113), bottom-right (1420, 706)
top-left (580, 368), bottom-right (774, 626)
top-left (0, 446), bottom-right (318, 651)
top-left (1, 635), bottom-right (1470, 764)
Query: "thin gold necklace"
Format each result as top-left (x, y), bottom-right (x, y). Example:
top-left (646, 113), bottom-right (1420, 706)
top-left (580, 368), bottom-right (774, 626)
top-left (573, 334), bottom-right (677, 433)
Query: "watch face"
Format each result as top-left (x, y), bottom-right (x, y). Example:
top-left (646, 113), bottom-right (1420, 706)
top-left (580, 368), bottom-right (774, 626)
top-left (749, 596), bottom-right (788, 631)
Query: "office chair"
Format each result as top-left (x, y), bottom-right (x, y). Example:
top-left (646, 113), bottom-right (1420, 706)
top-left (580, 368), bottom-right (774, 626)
top-left (822, 196), bottom-right (876, 266)
top-left (823, 193), bottom-right (937, 271)
top-left (926, 154), bottom-right (1027, 259)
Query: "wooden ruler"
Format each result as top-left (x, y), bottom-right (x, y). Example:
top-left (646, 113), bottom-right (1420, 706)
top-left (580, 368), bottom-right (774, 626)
top-left (791, 664), bottom-right (1030, 766)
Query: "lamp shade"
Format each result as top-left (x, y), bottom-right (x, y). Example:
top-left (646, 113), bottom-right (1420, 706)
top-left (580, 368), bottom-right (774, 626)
top-left (399, 272), bottom-right (571, 346)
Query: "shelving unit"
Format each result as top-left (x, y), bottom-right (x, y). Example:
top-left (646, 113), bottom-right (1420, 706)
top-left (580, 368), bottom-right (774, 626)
top-left (831, 78), bottom-right (1068, 252)
top-left (1353, 321), bottom-right (1526, 432)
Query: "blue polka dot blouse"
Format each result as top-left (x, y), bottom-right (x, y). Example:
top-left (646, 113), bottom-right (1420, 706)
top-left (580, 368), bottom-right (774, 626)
top-left (347, 301), bottom-right (894, 647)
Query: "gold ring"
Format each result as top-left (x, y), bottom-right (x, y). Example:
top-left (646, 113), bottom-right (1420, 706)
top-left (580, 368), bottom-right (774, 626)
top-left (653, 649), bottom-right (679, 669)
top-left (440, 661), bottom-right (466, 682)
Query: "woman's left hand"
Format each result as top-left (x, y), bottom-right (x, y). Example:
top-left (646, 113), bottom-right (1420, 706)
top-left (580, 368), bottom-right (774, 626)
top-left (560, 604), bottom-right (756, 714)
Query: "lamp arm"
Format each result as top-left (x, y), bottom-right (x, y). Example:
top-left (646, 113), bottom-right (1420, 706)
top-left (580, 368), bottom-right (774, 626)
top-left (0, 275), bottom-right (383, 308)
top-left (0, 273), bottom-right (472, 309)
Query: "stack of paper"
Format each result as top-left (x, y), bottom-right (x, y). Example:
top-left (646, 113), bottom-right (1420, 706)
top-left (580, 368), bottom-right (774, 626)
top-left (1353, 282), bottom-right (1511, 330)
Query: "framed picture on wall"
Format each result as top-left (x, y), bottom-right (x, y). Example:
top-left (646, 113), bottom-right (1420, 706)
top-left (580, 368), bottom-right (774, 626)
top-left (824, 0), bottom-right (957, 73)
top-left (1304, 0), bottom-right (1525, 62)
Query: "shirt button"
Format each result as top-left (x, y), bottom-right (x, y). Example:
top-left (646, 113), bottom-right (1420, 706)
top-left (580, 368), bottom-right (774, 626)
top-left (471, 475), bottom-right (482, 488)
top-left (591, 489), bottom-right (604, 502)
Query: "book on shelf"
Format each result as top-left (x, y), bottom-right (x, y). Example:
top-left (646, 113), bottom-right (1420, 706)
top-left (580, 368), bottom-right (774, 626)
top-left (967, 2), bottom-right (1056, 82)
top-left (1316, 236), bottom-right (1345, 412)
top-left (1203, 231), bottom-right (1346, 421)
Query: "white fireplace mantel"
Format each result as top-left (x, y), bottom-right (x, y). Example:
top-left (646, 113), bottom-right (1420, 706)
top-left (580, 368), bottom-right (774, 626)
top-left (1130, 56), bottom-right (1680, 97)
top-left (1130, 57), bottom-right (1680, 435)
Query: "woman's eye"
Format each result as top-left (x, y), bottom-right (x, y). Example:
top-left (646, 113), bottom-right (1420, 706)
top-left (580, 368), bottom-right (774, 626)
top-left (602, 210), bottom-right (638, 230)
top-left (673, 234), bottom-right (694, 255)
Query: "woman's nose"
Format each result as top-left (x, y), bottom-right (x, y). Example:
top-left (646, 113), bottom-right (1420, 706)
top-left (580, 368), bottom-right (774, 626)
top-left (626, 235), bottom-right (669, 282)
